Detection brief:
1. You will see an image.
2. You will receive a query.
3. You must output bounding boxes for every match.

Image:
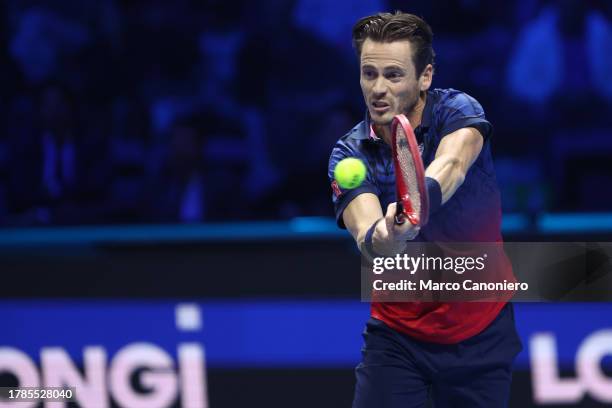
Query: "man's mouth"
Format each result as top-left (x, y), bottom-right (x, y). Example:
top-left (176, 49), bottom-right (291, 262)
top-left (371, 101), bottom-right (390, 113)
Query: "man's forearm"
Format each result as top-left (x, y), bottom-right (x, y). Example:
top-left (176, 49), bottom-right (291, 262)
top-left (424, 127), bottom-right (483, 205)
top-left (425, 153), bottom-right (467, 204)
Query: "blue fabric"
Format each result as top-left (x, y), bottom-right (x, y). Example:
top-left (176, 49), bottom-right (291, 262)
top-left (328, 88), bottom-right (501, 243)
top-left (352, 303), bottom-right (523, 408)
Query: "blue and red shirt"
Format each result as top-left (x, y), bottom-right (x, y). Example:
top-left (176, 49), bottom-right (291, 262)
top-left (328, 88), bottom-right (507, 344)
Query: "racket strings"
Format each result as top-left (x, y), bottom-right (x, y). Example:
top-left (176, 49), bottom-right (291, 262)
top-left (395, 126), bottom-right (421, 216)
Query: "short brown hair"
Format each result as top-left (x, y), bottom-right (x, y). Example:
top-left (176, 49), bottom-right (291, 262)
top-left (352, 11), bottom-right (435, 78)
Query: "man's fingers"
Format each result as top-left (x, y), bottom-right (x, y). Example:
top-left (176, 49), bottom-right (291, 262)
top-left (385, 202), bottom-right (420, 241)
top-left (384, 202), bottom-right (398, 233)
top-left (385, 202), bottom-right (397, 218)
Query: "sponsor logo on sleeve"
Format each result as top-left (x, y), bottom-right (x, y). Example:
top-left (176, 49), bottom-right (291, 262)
top-left (331, 180), bottom-right (342, 198)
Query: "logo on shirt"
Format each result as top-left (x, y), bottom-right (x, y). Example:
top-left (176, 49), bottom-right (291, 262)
top-left (331, 180), bottom-right (342, 198)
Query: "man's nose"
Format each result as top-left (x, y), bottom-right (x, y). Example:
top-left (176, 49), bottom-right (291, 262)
top-left (372, 77), bottom-right (387, 97)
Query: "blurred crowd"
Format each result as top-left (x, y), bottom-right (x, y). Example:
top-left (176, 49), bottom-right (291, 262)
top-left (0, 0), bottom-right (610, 226)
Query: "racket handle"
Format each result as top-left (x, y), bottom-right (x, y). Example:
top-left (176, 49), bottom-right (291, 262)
top-left (395, 202), bottom-right (406, 225)
top-left (395, 201), bottom-right (420, 226)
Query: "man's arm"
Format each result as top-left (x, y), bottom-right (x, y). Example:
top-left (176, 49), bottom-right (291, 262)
top-left (343, 192), bottom-right (382, 246)
top-left (425, 127), bottom-right (484, 204)
top-left (340, 127), bottom-right (482, 256)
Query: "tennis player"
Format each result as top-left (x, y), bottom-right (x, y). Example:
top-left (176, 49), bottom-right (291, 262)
top-left (328, 12), bottom-right (522, 407)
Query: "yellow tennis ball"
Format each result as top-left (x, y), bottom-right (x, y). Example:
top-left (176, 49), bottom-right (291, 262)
top-left (334, 157), bottom-right (366, 189)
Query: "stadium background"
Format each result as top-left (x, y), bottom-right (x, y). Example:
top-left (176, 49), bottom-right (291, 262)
top-left (1, 0), bottom-right (611, 407)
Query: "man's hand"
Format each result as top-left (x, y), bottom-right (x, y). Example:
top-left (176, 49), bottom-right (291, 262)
top-left (343, 193), bottom-right (419, 258)
top-left (372, 202), bottom-right (420, 255)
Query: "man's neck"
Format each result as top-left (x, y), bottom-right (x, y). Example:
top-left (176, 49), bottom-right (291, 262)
top-left (375, 91), bottom-right (427, 146)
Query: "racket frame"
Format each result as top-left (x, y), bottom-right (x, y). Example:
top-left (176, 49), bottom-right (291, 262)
top-left (391, 114), bottom-right (429, 226)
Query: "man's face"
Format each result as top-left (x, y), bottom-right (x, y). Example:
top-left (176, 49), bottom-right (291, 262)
top-left (359, 39), bottom-right (429, 126)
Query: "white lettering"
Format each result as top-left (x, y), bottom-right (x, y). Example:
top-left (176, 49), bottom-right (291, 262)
top-left (531, 332), bottom-right (583, 404)
top-left (530, 331), bottom-right (612, 403)
top-left (576, 330), bottom-right (612, 402)
top-left (109, 343), bottom-right (178, 408)
top-left (0, 348), bottom-right (39, 408)
top-left (41, 347), bottom-right (107, 408)
top-left (179, 344), bottom-right (208, 408)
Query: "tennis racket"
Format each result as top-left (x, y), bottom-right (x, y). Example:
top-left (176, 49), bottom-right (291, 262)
top-left (391, 114), bottom-right (429, 226)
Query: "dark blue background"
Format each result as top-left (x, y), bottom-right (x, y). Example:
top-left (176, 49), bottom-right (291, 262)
top-left (1, 0), bottom-right (611, 226)
top-left (1, 2), bottom-right (611, 407)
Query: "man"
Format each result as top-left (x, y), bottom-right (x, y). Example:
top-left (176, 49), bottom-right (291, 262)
top-left (328, 12), bottom-right (522, 407)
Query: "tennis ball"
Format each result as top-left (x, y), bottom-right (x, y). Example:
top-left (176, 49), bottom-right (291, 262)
top-left (334, 157), bottom-right (366, 189)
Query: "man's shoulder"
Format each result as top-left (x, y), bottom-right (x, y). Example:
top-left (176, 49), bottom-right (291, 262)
top-left (331, 120), bottom-right (368, 152)
top-left (328, 119), bottom-right (382, 172)
top-left (430, 88), bottom-right (485, 114)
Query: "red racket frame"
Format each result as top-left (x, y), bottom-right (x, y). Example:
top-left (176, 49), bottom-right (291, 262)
top-left (391, 114), bottom-right (429, 226)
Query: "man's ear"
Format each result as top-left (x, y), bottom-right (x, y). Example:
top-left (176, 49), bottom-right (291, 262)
top-left (419, 64), bottom-right (433, 92)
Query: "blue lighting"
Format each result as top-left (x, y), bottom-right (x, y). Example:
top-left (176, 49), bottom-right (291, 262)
top-left (501, 213), bottom-right (530, 233)
top-left (538, 213), bottom-right (612, 233)
top-left (1, 213), bottom-right (611, 246)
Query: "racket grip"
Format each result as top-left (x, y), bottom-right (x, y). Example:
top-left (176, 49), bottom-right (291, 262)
top-left (395, 201), bottom-right (420, 226)
top-left (395, 202), bottom-right (406, 225)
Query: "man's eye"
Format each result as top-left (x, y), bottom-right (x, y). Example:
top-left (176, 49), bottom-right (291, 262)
top-left (387, 72), bottom-right (402, 79)
top-left (363, 71), bottom-right (376, 79)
